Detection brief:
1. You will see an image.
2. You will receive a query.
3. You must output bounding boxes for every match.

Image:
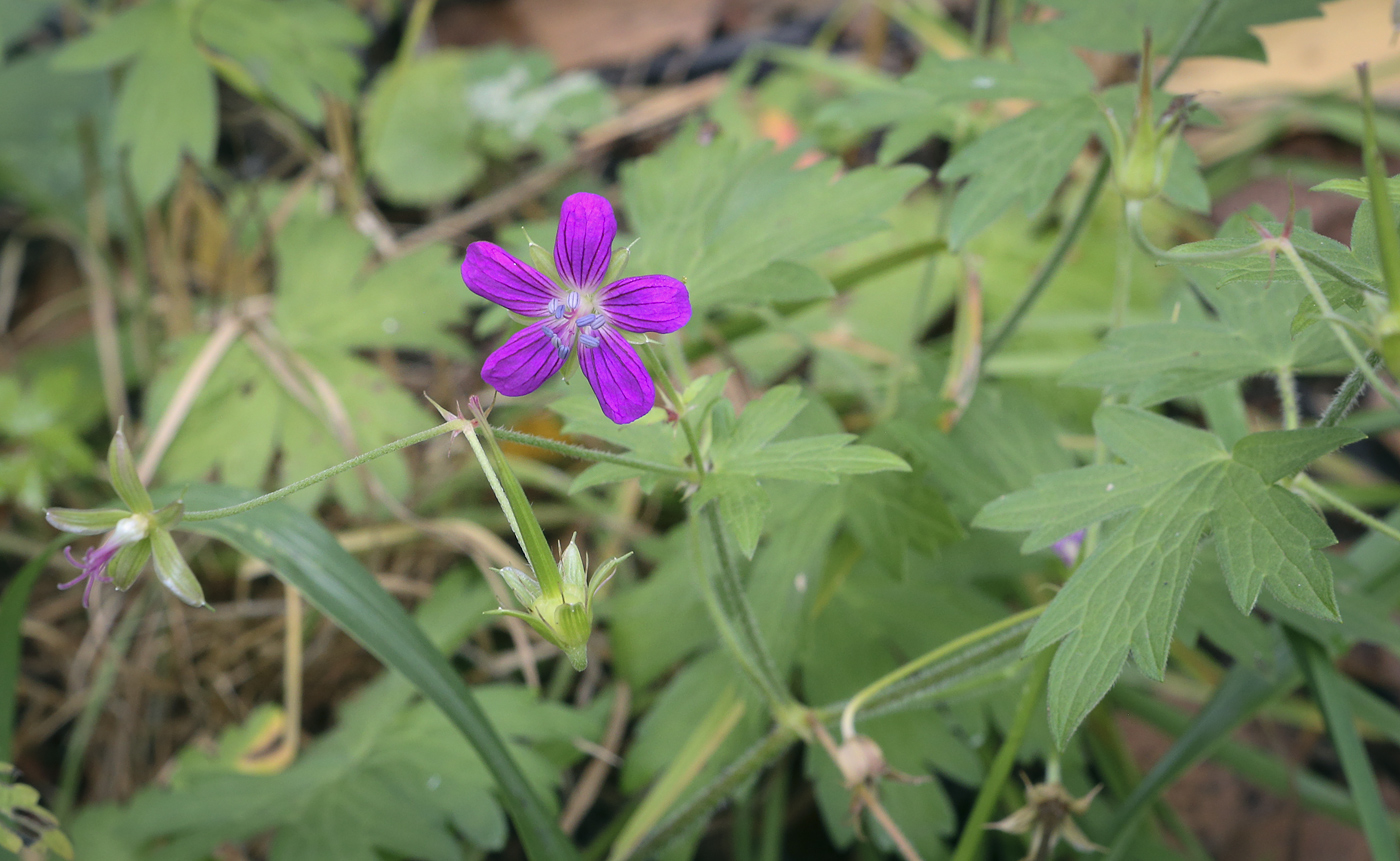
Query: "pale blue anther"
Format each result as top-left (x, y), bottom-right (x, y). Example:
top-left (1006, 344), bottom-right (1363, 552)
top-left (566, 292), bottom-right (580, 311)
top-left (579, 331), bottom-right (601, 348)
top-left (548, 299), bottom-right (566, 319)
top-left (575, 313), bottom-right (602, 329)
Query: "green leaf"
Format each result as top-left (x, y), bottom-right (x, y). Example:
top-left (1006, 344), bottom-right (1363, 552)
top-left (1035, 0), bottom-right (1325, 61)
top-left (73, 569), bottom-right (599, 861)
top-left (705, 261), bottom-right (834, 306)
top-left (362, 53), bottom-right (485, 205)
top-left (55, 0), bottom-right (216, 204)
top-left (975, 405), bottom-right (1343, 743)
top-left (843, 468), bottom-right (964, 578)
top-left (1064, 222), bottom-right (1349, 402)
top-left (622, 132), bottom-right (927, 314)
top-left (196, 0), bottom-right (368, 125)
top-left (148, 213), bottom-right (466, 512)
top-left (724, 436), bottom-right (908, 483)
top-left (1313, 176), bottom-right (1400, 201)
top-left (1232, 427), bottom-right (1364, 484)
top-left (0, 50), bottom-right (111, 223)
top-left (695, 474), bottom-right (770, 559)
top-left (904, 24), bottom-right (1096, 104)
top-left (165, 484), bottom-right (582, 861)
top-left (1, 0), bottom-right (55, 50)
top-left (938, 96), bottom-right (1100, 248)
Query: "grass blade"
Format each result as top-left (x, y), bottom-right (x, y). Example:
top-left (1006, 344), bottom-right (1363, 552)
top-left (1105, 653), bottom-right (1294, 860)
top-left (1290, 629), bottom-right (1400, 861)
top-left (171, 483), bottom-right (579, 861)
top-left (0, 538), bottom-right (62, 761)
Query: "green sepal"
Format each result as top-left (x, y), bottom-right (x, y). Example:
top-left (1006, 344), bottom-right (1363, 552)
top-left (552, 602), bottom-right (591, 670)
top-left (522, 228), bottom-right (557, 279)
top-left (559, 537), bottom-right (587, 598)
top-left (603, 240), bottom-right (635, 284)
top-left (498, 566), bottom-right (542, 607)
top-left (150, 529), bottom-right (205, 607)
top-left (44, 508), bottom-right (127, 535)
top-left (486, 607), bottom-right (558, 644)
top-left (588, 553), bottom-right (630, 603)
top-left (108, 425), bottom-right (152, 513)
top-left (151, 500), bottom-right (185, 530)
top-left (108, 539), bottom-right (152, 590)
top-left (622, 331), bottom-right (653, 346)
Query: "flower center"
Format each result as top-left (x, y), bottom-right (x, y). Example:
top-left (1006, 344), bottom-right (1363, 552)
top-left (546, 291), bottom-right (608, 353)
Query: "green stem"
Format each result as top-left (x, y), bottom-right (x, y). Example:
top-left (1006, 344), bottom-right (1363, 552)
top-left (1116, 686), bottom-right (1398, 834)
top-left (466, 401), bottom-right (563, 600)
top-left (1358, 65), bottom-right (1400, 307)
top-left (619, 726), bottom-right (799, 861)
top-left (1318, 353), bottom-right (1379, 428)
top-left (493, 426), bottom-right (695, 479)
top-left (1277, 366), bottom-right (1300, 430)
top-left (984, 161), bottom-right (1110, 360)
top-left (182, 422), bottom-right (462, 521)
top-left (1295, 473), bottom-right (1400, 547)
top-left (948, 648), bottom-right (1052, 861)
top-left (395, 0), bottom-right (439, 69)
top-left (643, 341), bottom-right (705, 481)
top-left (1279, 241), bottom-right (1400, 414)
top-left (982, 0), bottom-right (1219, 361)
top-left (182, 418), bottom-right (696, 524)
top-left (1125, 199), bottom-right (1266, 263)
top-left (699, 504), bottom-right (793, 716)
top-left (1297, 248), bottom-right (1385, 298)
top-left (838, 605), bottom-right (1045, 740)
top-left (1291, 630), bottom-right (1400, 861)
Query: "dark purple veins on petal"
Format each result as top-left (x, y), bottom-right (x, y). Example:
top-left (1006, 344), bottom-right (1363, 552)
top-left (555, 192), bottom-right (617, 290)
top-left (462, 242), bottom-right (561, 316)
top-left (481, 320), bottom-right (571, 397)
top-left (596, 274), bottom-right (691, 334)
top-left (579, 327), bottom-right (655, 424)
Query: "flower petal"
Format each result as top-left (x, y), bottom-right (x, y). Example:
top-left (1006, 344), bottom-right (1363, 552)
top-left (481, 320), bottom-right (569, 397)
top-left (596, 275), bottom-right (691, 334)
top-left (462, 242), bottom-right (560, 315)
top-left (579, 327), bottom-right (655, 424)
top-left (554, 192), bottom-right (616, 290)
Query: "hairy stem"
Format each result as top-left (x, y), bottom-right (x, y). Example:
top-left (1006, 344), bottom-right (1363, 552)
top-left (1295, 473), bottom-right (1400, 547)
top-left (1280, 241), bottom-right (1400, 414)
top-left (948, 648), bottom-right (1053, 861)
top-left (700, 504), bottom-right (793, 716)
top-left (1318, 353), bottom-right (1379, 428)
top-left (839, 605), bottom-right (1044, 740)
top-left (182, 422), bottom-right (461, 521)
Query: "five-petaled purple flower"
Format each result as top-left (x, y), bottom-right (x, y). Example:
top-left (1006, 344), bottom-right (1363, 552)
top-left (461, 192), bottom-right (691, 424)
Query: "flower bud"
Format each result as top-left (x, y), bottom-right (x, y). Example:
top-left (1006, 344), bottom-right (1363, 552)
top-left (488, 538), bottom-right (628, 671)
top-left (1103, 35), bottom-right (1193, 202)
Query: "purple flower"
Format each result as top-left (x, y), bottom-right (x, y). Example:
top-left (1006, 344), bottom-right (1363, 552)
top-left (1053, 529), bottom-right (1086, 567)
top-left (59, 515), bottom-right (149, 608)
top-left (462, 192), bottom-right (691, 424)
